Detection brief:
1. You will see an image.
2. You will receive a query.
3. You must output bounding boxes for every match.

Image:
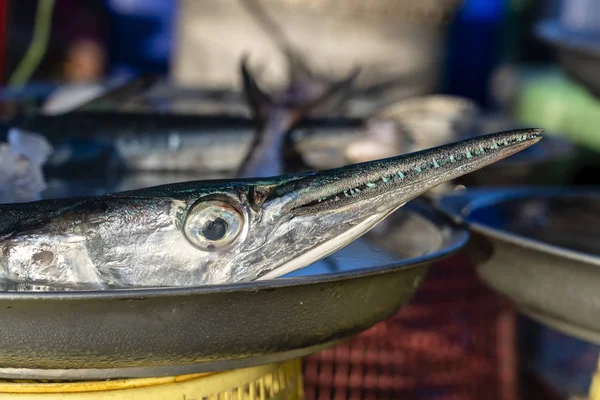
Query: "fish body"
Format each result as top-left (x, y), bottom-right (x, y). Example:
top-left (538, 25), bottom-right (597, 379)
top-left (0, 62), bottom-right (363, 177)
top-left (0, 128), bottom-right (542, 290)
top-left (0, 112), bottom-right (365, 176)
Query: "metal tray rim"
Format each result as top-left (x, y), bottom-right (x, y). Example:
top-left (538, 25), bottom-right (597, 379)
top-left (436, 186), bottom-right (600, 267)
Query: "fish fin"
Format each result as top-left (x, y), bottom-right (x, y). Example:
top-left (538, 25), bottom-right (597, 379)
top-left (240, 55), bottom-right (276, 131)
top-left (283, 47), bottom-right (361, 115)
top-left (242, 54), bottom-right (360, 128)
top-left (237, 56), bottom-right (283, 178)
top-left (284, 47), bottom-right (318, 87)
top-left (294, 66), bottom-right (361, 117)
top-left (280, 67), bottom-right (359, 173)
top-left (238, 55), bottom-right (360, 178)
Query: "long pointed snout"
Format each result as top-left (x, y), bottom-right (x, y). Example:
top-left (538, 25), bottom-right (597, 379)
top-left (256, 129), bottom-right (543, 281)
top-left (288, 128), bottom-right (543, 215)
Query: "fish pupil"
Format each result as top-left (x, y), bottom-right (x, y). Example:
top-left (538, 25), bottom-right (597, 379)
top-left (202, 218), bottom-right (229, 241)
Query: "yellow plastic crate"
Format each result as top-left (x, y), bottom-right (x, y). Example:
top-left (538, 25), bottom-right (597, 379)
top-left (0, 359), bottom-right (303, 400)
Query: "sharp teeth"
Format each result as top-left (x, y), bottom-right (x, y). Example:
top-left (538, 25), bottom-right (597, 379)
top-left (433, 159), bottom-right (439, 168)
top-left (354, 188), bottom-right (361, 194)
top-left (490, 140), bottom-right (498, 150)
top-left (343, 190), bottom-right (350, 197)
top-left (382, 176), bottom-right (389, 183)
top-left (466, 149), bottom-right (472, 159)
top-left (450, 155), bottom-right (455, 162)
top-left (398, 171), bottom-right (405, 179)
top-left (366, 182), bottom-right (377, 188)
top-left (415, 166), bottom-right (422, 173)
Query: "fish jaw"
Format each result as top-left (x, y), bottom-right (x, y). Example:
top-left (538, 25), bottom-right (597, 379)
top-left (241, 128), bottom-right (543, 281)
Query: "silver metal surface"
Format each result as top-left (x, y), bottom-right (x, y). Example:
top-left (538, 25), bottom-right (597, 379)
top-left (436, 187), bottom-right (600, 345)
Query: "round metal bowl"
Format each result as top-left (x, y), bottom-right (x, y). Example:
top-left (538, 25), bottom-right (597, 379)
top-left (0, 198), bottom-right (468, 380)
top-left (436, 187), bottom-right (600, 345)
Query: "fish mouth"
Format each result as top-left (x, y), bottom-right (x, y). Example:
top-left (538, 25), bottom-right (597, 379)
top-left (256, 128), bottom-right (542, 281)
top-left (288, 128), bottom-right (543, 215)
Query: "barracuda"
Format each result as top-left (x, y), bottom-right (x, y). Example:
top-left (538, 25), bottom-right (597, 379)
top-left (0, 128), bottom-right (542, 290)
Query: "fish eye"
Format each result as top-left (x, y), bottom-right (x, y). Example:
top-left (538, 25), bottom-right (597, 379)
top-left (183, 200), bottom-right (244, 251)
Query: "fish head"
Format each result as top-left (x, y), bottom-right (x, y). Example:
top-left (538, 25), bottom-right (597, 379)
top-left (177, 128), bottom-right (543, 283)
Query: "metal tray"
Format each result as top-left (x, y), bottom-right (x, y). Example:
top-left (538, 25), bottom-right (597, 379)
top-left (0, 200), bottom-right (468, 380)
top-left (436, 187), bottom-right (600, 345)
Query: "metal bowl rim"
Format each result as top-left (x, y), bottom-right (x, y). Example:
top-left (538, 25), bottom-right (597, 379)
top-left (437, 186), bottom-right (600, 268)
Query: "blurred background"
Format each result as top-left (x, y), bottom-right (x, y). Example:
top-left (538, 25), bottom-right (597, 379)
top-left (0, 0), bottom-right (563, 102)
top-left (2, 0), bottom-right (600, 399)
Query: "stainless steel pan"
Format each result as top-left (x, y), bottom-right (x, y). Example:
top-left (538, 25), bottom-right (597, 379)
top-left (0, 200), bottom-right (468, 380)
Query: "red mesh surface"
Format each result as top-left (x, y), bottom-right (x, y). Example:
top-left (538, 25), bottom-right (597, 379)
top-left (303, 253), bottom-right (517, 400)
